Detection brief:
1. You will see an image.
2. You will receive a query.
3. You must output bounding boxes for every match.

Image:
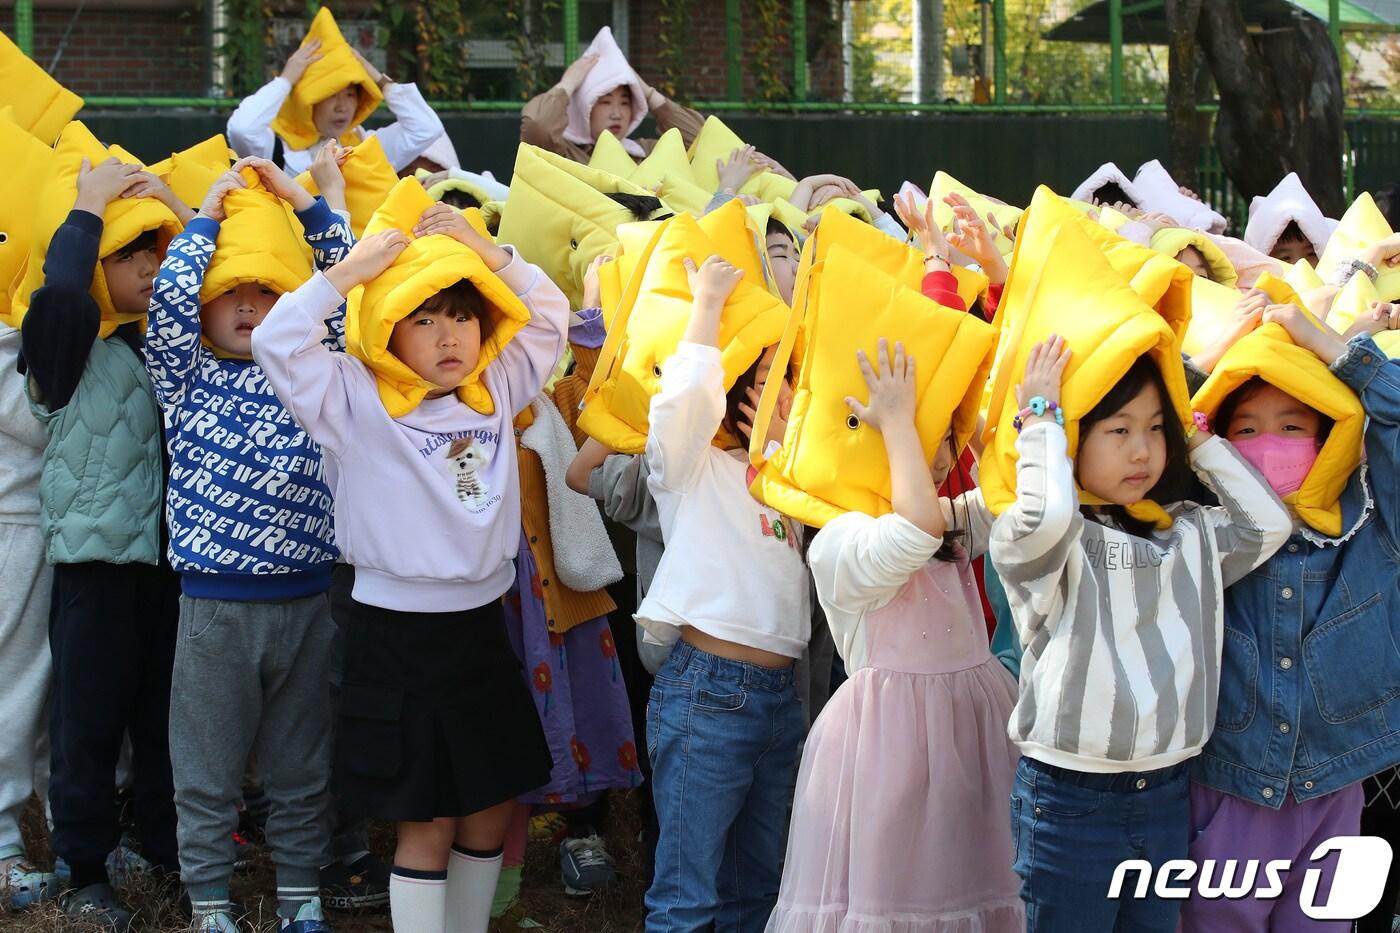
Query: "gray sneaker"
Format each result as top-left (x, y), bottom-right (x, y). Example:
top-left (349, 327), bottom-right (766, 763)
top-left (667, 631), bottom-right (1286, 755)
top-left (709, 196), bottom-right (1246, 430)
top-left (559, 834), bottom-right (616, 897)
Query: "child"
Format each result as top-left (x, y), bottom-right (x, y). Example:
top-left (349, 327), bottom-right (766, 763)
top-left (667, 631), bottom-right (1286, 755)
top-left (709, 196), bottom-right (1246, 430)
top-left (991, 339), bottom-right (1291, 932)
top-left (635, 255), bottom-right (810, 932)
top-left (1242, 173), bottom-right (1333, 266)
top-left (145, 156), bottom-right (355, 933)
top-left (767, 338), bottom-right (1023, 932)
top-left (227, 13), bottom-right (443, 175)
top-left (19, 155), bottom-right (183, 931)
top-left (502, 255), bottom-right (638, 899)
top-left (0, 316), bottom-right (56, 911)
top-left (1183, 301), bottom-right (1400, 932)
top-left (251, 182), bottom-right (567, 933)
top-left (521, 26), bottom-right (703, 164)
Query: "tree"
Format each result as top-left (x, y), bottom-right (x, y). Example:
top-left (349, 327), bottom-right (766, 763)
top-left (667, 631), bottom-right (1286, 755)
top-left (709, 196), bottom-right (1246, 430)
top-left (1188, 2), bottom-right (1345, 214)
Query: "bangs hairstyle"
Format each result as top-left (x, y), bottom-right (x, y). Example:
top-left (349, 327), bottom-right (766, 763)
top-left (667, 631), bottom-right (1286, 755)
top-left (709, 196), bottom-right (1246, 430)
top-left (414, 279), bottom-right (495, 343)
top-left (1090, 182), bottom-right (1137, 209)
top-left (765, 217), bottom-right (795, 244)
top-left (111, 229), bottom-right (160, 260)
top-left (1212, 376), bottom-right (1334, 445)
top-left (1277, 220), bottom-right (1308, 245)
top-left (439, 189), bottom-right (482, 211)
top-left (1076, 355), bottom-right (1191, 539)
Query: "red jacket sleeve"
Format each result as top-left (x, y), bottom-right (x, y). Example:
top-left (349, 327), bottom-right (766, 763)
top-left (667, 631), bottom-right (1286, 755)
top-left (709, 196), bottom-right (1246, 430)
top-left (920, 269), bottom-right (965, 313)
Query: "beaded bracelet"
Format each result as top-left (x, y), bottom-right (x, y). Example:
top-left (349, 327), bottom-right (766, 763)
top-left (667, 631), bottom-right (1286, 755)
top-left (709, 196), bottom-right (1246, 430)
top-left (1013, 396), bottom-right (1064, 432)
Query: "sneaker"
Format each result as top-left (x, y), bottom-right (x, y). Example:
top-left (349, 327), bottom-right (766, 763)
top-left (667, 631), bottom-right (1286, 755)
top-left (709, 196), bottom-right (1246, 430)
top-left (281, 896), bottom-right (333, 931)
top-left (0, 850), bottom-right (60, 909)
top-left (192, 908), bottom-right (242, 932)
top-left (559, 833), bottom-right (616, 897)
top-left (61, 881), bottom-right (134, 932)
top-left (319, 854), bottom-right (389, 910)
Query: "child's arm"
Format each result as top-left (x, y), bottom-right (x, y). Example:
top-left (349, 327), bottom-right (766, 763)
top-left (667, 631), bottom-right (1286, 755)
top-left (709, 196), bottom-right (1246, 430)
top-left (645, 257), bottom-right (742, 495)
top-left (227, 43), bottom-right (322, 161)
top-left (414, 205), bottom-right (568, 414)
top-left (1187, 429), bottom-right (1291, 586)
top-left (943, 486), bottom-right (995, 559)
top-left (642, 78), bottom-right (706, 147)
top-left (988, 337), bottom-right (1080, 591)
top-left (252, 231), bottom-right (408, 456)
top-left (349, 52), bottom-right (445, 173)
top-left (894, 191), bottom-right (966, 311)
top-left (586, 451), bottom-right (664, 544)
top-left (21, 158), bottom-right (144, 410)
top-left (146, 172), bottom-right (246, 408)
top-left (520, 54), bottom-right (596, 156)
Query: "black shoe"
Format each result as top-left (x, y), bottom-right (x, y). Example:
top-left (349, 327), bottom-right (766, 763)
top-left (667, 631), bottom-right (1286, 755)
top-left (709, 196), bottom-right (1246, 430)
top-left (320, 854), bottom-right (390, 910)
top-left (61, 882), bottom-right (134, 932)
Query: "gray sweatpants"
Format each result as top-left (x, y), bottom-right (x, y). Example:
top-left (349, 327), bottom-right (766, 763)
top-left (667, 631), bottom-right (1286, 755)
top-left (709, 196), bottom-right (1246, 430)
top-left (0, 523), bottom-right (52, 854)
top-left (169, 593), bottom-right (334, 890)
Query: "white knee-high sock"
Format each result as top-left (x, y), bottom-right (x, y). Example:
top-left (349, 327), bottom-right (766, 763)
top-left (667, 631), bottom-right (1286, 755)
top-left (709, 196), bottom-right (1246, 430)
top-left (445, 845), bottom-right (504, 933)
top-left (390, 867), bottom-right (447, 933)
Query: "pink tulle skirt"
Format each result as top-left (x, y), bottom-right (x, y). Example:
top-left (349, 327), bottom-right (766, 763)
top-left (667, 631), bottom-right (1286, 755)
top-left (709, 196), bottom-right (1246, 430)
top-left (766, 657), bottom-right (1025, 933)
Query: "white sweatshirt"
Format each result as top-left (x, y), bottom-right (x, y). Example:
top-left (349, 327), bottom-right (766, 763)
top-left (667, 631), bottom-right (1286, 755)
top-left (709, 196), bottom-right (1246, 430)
top-left (634, 342), bottom-right (811, 658)
top-left (0, 325), bottom-right (46, 526)
top-left (227, 76), bottom-right (445, 174)
top-left (251, 250), bottom-right (569, 613)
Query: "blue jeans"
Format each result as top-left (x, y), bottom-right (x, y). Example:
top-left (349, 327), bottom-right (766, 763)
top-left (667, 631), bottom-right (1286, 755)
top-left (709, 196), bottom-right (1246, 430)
top-left (1011, 755), bottom-right (1190, 933)
top-left (644, 641), bottom-right (803, 933)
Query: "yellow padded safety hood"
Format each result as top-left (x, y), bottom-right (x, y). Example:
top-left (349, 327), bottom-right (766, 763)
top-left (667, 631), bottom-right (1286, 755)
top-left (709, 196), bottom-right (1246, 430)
top-left (630, 128), bottom-right (712, 216)
top-left (1150, 227), bottom-right (1239, 288)
top-left (147, 135), bottom-right (234, 210)
top-left (1193, 323), bottom-right (1364, 537)
top-left (931, 171), bottom-right (1022, 257)
top-left (1326, 271), bottom-right (1400, 358)
top-left (1318, 193), bottom-right (1400, 300)
top-left (1181, 274), bottom-right (1252, 359)
top-left (587, 129), bottom-right (638, 178)
top-left (497, 143), bottom-right (665, 311)
top-left (1071, 210), bottom-right (1193, 345)
top-left (270, 7), bottom-right (383, 152)
top-left (346, 178), bottom-right (531, 417)
top-left (416, 167), bottom-right (509, 210)
top-left (11, 122), bottom-right (179, 338)
top-left (201, 168), bottom-right (313, 304)
top-left (0, 31), bottom-right (82, 144)
top-left (980, 186), bottom-right (1191, 529)
top-left (295, 134), bottom-right (398, 237)
top-left (746, 241), bottom-right (997, 529)
top-left (0, 109), bottom-right (57, 325)
top-left (577, 210), bottom-right (788, 454)
top-left (687, 115), bottom-right (799, 206)
top-left (198, 168), bottom-right (314, 360)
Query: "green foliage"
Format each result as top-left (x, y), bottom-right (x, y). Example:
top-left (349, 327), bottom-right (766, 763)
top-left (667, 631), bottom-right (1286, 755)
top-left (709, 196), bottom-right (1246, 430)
top-left (750, 0), bottom-right (791, 100)
top-left (374, 0), bottom-right (473, 98)
top-left (505, 0), bottom-right (560, 99)
top-left (217, 0), bottom-right (273, 97)
top-left (655, 0), bottom-right (689, 99)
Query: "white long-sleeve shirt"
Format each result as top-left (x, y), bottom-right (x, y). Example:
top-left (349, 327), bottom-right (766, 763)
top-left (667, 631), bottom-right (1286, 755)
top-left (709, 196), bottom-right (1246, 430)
top-left (227, 76), bottom-right (445, 174)
top-left (988, 422), bottom-right (1291, 774)
top-left (634, 342), bottom-right (810, 657)
top-left (250, 249), bottom-right (568, 613)
top-left (810, 493), bottom-right (993, 672)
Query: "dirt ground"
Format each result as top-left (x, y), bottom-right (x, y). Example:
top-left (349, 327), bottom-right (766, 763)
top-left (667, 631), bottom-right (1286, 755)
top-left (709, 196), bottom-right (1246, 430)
top-left (1, 793), bottom-right (646, 932)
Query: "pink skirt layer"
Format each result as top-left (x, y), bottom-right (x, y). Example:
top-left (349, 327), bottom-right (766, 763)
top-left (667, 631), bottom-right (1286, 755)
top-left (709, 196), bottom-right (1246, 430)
top-left (767, 657), bottom-right (1024, 933)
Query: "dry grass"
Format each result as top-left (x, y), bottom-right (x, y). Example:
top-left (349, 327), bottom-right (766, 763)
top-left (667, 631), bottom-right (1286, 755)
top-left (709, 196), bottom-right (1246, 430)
top-left (1, 794), bottom-right (646, 932)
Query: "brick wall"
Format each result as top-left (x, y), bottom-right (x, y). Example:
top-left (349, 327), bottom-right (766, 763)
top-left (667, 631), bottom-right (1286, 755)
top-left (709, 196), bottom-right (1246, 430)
top-left (27, 5), bottom-right (207, 96)
top-left (626, 0), bottom-right (844, 102)
top-left (8, 0), bottom-right (841, 102)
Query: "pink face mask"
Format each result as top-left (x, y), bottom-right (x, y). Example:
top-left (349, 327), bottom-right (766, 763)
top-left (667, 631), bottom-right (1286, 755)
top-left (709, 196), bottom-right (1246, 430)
top-left (1231, 434), bottom-right (1320, 496)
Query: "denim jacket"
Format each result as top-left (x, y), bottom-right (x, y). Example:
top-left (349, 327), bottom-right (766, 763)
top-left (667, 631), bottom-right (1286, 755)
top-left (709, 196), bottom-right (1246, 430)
top-left (1194, 335), bottom-right (1400, 807)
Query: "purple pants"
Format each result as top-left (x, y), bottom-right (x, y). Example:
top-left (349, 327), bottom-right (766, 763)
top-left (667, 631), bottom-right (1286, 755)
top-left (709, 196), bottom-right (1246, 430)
top-left (1180, 781), bottom-right (1363, 932)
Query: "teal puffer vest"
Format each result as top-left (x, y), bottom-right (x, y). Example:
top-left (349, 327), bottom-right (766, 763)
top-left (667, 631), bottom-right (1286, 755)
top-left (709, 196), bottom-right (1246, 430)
top-left (28, 336), bottom-right (162, 565)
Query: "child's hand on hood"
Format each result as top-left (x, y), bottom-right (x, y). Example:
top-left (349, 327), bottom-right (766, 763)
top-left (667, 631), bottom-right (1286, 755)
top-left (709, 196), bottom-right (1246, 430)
top-left (325, 230), bottom-right (409, 296)
top-left (414, 203), bottom-right (510, 272)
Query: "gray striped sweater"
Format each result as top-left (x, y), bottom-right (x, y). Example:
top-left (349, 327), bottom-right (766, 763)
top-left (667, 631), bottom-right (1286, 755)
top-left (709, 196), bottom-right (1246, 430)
top-left (989, 423), bottom-right (1290, 773)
